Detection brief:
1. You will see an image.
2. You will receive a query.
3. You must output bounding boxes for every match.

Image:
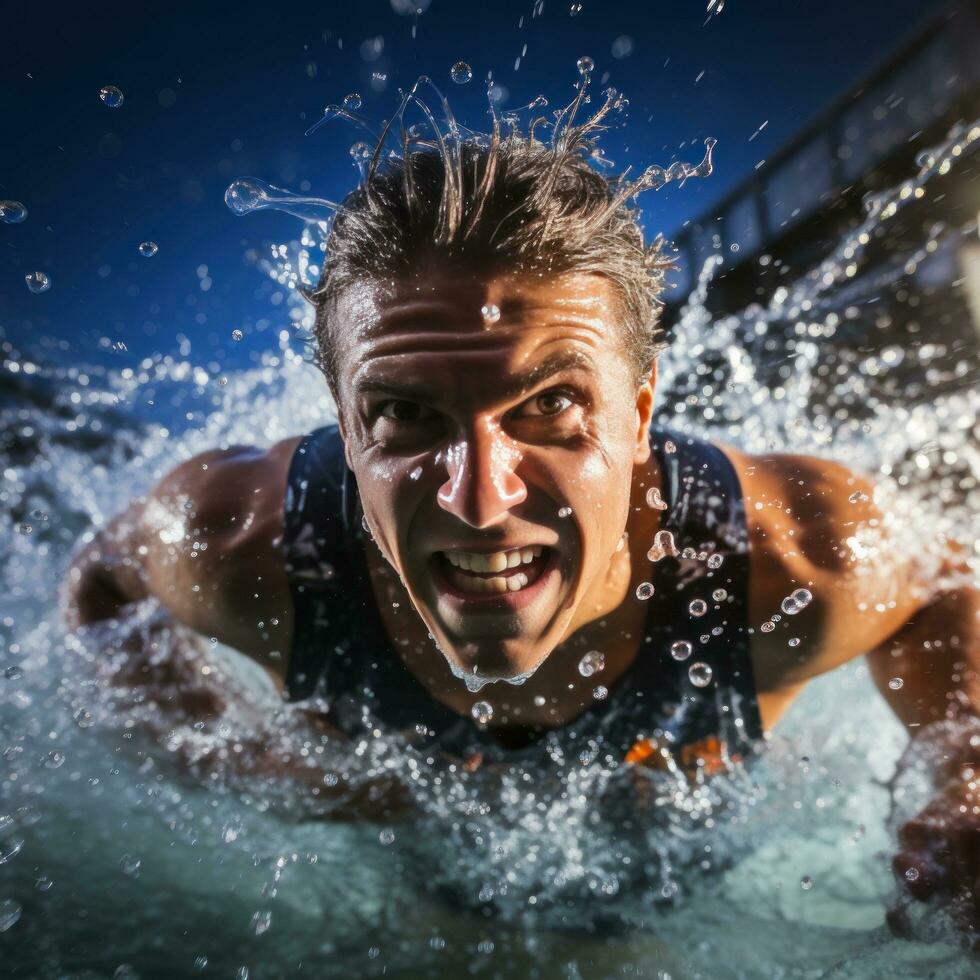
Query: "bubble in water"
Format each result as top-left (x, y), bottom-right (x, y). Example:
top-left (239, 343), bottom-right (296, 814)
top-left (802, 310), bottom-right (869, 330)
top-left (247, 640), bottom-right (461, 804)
top-left (0, 835), bottom-right (24, 865)
top-left (558, 506), bottom-right (573, 518)
top-left (481, 303), bottom-right (500, 324)
top-left (194, 957), bottom-right (209, 970)
top-left (788, 637), bottom-right (800, 647)
top-left (43, 750), bottom-right (65, 769)
top-left (450, 62), bottom-right (473, 85)
top-left (99, 85), bottom-right (124, 108)
top-left (711, 588), bottom-right (727, 602)
top-left (647, 529), bottom-right (679, 562)
top-left (780, 588), bottom-right (813, 615)
top-left (611, 35), bottom-right (633, 59)
top-left (16, 522), bottom-right (32, 534)
top-left (577, 650), bottom-right (605, 677)
top-left (904, 867), bottom-right (920, 882)
top-left (670, 640), bottom-right (692, 661)
top-left (350, 141), bottom-right (372, 170)
top-left (706, 554), bottom-right (724, 569)
top-left (645, 486), bottom-right (667, 510)
top-left (888, 677), bottom-right (904, 691)
top-left (34, 875), bottom-right (53, 892)
top-left (343, 93), bottom-right (362, 111)
top-left (250, 910), bottom-right (272, 936)
top-left (760, 621), bottom-right (775, 633)
top-left (635, 581), bottom-right (655, 601)
top-left (800, 875), bottom-right (814, 891)
top-left (231, 329), bottom-right (244, 342)
top-left (688, 662), bottom-right (713, 687)
top-left (4, 665), bottom-right (23, 681)
top-left (0, 200), bottom-right (27, 224)
top-left (378, 828), bottom-right (396, 845)
top-left (138, 241), bottom-right (158, 258)
top-left (25, 271), bottom-right (50, 294)
top-left (664, 439), bottom-right (677, 454)
top-left (471, 701), bottom-right (493, 725)
top-left (236, 968), bottom-right (249, 980)
top-left (576, 56), bottom-right (594, 76)
top-left (73, 707), bottom-right (94, 728)
top-left (593, 685), bottom-right (608, 700)
top-left (688, 598), bottom-right (708, 618)
top-left (119, 854), bottom-right (141, 877)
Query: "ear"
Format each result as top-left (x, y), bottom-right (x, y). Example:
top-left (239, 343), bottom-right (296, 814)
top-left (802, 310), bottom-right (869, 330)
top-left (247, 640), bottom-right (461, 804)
top-left (633, 361), bottom-right (657, 464)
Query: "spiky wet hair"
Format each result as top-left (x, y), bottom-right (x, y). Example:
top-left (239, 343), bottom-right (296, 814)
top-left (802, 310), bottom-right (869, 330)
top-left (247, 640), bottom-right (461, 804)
top-left (309, 84), bottom-right (675, 390)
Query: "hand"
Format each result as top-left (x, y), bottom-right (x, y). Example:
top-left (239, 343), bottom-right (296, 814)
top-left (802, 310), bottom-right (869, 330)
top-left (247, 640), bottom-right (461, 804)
top-left (888, 729), bottom-right (980, 946)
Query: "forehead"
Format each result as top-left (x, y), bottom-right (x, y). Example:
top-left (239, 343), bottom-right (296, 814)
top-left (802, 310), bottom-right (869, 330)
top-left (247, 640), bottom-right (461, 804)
top-left (333, 269), bottom-right (626, 377)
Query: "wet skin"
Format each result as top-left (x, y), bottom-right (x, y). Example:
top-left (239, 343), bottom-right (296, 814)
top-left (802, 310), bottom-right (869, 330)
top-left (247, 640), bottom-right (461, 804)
top-left (67, 269), bottom-right (979, 923)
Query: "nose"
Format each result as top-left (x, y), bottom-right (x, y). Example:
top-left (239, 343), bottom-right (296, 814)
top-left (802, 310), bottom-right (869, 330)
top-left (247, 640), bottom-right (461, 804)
top-left (437, 419), bottom-right (527, 528)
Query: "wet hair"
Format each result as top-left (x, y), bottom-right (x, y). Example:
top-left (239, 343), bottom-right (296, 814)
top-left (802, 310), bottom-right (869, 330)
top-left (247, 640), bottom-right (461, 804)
top-left (309, 84), bottom-right (676, 391)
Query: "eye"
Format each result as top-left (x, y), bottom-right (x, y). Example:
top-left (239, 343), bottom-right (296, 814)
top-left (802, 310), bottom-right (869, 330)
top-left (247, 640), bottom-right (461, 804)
top-left (520, 390), bottom-right (573, 417)
top-left (377, 400), bottom-right (438, 422)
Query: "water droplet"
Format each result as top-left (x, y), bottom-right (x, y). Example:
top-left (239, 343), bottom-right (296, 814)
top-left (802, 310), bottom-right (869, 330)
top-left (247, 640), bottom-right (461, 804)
top-left (99, 85), bottom-right (124, 108)
top-left (904, 866), bottom-right (919, 882)
top-left (760, 621), bottom-right (775, 633)
top-left (471, 701), bottom-right (493, 725)
top-left (43, 750), bottom-right (65, 769)
top-left (576, 56), bottom-right (595, 76)
top-left (788, 637), bottom-right (800, 648)
top-left (194, 956), bottom-right (209, 970)
top-left (570, 3), bottom-right (583, 15)
top-left (800, 875), bottom-right (814, 891)
top-left (480, 303), bottom-right (500, 324)
top-left (671, 640), bottom-right (693, 661)
top-left (34, 875), bottom-right (53, 892)
top-left (578, 650), bottom-right (605, 677)
top-left (888, 677), bottom-right (904, 691)
top-left (664, 439), bottom-right (677, 454)
top-left (635, 581), bottom-right (655, 601)
top-left (343, 92), bottom-right (362, 111)
top-left (235, 968), bottom-right (249, 980)
top-left (250, 910), bottom-right (272, 935)
top-left (16, 522), bottom-right (33, 534)
top-left (25, 271), bottom-right (50, 294)
top-left (231, 329), bottom-right (244, 342)
top-left (647, 529), bottom-right (678, 562)
top-left (73, 707), bottom-right (95, 728)
top-left (848, 491), bottom-right (869, 503)
top-left (349, 141), bottom-right (372, 171)
top-left (450, 61), bottom-right (473, 85)
top-left (119, 854), bottom-right (141, 877)
top-left (593, 685), bottom-right (608, 700)
top-left (780, 588), bottom-right (813, 615)
top-left (378, 828), bottom-right (396, 845)
top-left (409, 465), bottom-right (423, 481)
top-left (0, 837), bottom-right (25, 865)
top-left (533, 695), bottom-right (546, 707)
top-left (688, 662), bottom-right (713, 687)
top-left (558, 506), bottom-right (573, 518)
top-left (711, 588), bottom-right (727, 602)
top-left (706, 553), bottom-right (724, 569)
top-left (688, 598), bottom-right (708, 618)
top-left (0, 200), bottom-right (27, 224)
top-left (138, 241), bottom-right (158, 258)
top-left (611, 35), bottom-right (633, 59)
top-left (645, 486), bottom-right (667, 510)
top-left (4, 666), bottom-right (23, 681)
top-left (113, 966), bottom-right (138, 980)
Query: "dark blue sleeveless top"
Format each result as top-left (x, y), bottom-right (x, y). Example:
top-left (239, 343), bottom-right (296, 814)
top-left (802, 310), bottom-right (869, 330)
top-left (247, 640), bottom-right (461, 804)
top-left (281, 426), bottom-right (762, 767)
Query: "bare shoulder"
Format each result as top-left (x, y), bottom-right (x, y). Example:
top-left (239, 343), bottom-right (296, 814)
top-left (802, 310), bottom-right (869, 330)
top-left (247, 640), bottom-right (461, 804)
top-left (136, 437), bottom-right (303, 668)
top-left (720, 445), bottom-right (928, 694)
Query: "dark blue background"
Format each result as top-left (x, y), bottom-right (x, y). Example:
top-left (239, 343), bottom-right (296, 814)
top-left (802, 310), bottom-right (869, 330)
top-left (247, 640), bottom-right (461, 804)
top-left (0, 0), bottom-right (937, 369)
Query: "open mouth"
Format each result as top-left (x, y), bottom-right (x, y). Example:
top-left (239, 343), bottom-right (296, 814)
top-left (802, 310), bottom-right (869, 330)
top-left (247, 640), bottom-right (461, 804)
top-left (433, 545), bottom-right (554, 598)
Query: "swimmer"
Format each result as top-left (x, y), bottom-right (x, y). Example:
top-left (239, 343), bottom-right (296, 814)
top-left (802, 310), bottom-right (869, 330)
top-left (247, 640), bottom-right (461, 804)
top-left (65, 125), bottom-right (978, 931)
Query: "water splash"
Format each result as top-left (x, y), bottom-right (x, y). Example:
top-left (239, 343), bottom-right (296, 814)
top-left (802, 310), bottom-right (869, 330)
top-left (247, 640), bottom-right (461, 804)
top-left (224, 177), bottom-right (339, 222)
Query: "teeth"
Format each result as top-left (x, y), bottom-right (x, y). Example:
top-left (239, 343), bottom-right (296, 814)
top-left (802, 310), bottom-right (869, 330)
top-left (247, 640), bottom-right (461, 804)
top-left (446, 566), bottom-right (534, 595)
top-left (445, 546), bottom-right (543, 571)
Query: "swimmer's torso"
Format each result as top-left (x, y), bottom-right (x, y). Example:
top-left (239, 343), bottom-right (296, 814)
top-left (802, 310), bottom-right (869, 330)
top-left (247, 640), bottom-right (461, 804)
top-left (280, 425), bottom-right (763, 767)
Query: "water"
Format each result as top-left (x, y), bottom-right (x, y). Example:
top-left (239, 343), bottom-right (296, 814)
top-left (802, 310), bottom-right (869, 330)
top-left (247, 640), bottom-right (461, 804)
top-left (1, 102), bottom-right (978, 976)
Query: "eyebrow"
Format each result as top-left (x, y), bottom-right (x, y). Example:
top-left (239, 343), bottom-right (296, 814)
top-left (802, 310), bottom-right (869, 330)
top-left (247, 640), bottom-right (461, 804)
top-left (353, 349), bottom-right (596, 403)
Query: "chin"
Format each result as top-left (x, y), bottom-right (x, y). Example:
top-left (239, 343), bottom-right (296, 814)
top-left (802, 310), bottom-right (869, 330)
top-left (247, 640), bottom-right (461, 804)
top-left (442, 638), bottom-right (550, 687)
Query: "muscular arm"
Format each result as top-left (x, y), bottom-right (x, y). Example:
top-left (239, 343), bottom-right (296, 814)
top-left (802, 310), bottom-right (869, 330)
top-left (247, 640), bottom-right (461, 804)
top-left (64, 438), bottom-right (300, 679)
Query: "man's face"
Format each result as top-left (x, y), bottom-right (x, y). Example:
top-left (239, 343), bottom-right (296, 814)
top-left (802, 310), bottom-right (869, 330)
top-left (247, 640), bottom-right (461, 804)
top-left (333, 269), bottom-right (655, 683)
